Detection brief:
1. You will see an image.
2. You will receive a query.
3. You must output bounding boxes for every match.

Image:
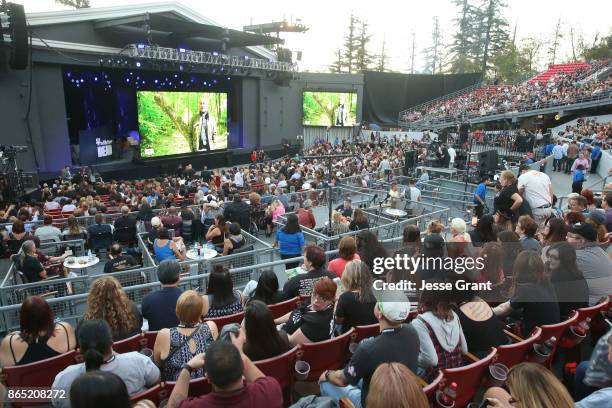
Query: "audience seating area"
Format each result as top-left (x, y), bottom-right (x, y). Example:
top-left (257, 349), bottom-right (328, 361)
top-left (1, 296), bottom-right (608, 407)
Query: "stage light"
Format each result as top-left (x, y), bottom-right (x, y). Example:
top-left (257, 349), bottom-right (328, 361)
top-left (212, 51), bottom-right (218, 56)
top-left (94, 77), bottom-right (98, 81)
top-left (179, 48), bottom-right (186, 53)
top-left (174, 74), bottom-right (178, 78)
top-left (66, 72), bottom-right (71, 77)
top-left (136, 62), bottom-right (141, 68)
top-left (137, 44), bottom-right (146, 49)
top-left (203, 81), bottom-right (207, 85)
top-left (227, 76), bottom-right (231, 80)
top-left (80, 79), bottom-right (84, 83)
top-left (179, 65), bottom-right (184, 71)
top-left (180, 80), bottom-right (184, 84)
top-left (154, 79), bottom-right (158, 84)
top-left (126, 78), bottom-right (130, 83)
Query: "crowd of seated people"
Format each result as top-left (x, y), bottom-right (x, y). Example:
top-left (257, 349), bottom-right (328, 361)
top-left (401, 59), bottom-right (611, 125)
top-left (0, 202), bottom-right (609, 407)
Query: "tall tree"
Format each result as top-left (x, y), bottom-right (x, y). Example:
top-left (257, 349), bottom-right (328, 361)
top-left (519, 37), bottom-right (543, 75)
top-left (355, 20), bottom-right (374, 72)
top-left (55, 0), bottom-right (90, 8)
top-left (376, 38), bottom-right (388, 72)
top-left (548, 17), bottom-right (564, 64)
top-left (423, 16), bottom-right (443, 74)
top-left (449, 0), bottom-right (482, 73)
top-left (479, 0), bottom-right (510, 75)
top-left (578, 32), bottom-right (612, 60)
top-left (342, 14), bottom-right (360, 73)
top-left (329, 49), bottom-right (344, 73)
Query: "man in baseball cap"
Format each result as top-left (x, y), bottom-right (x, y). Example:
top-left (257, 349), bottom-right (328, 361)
top-left (567, 222), bottom-right (612, 305)
top-left (319, 289), bottom-right (419, 407)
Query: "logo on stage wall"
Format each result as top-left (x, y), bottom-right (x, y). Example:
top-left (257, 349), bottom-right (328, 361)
top-left (95, 138), bottom-right (113, 158)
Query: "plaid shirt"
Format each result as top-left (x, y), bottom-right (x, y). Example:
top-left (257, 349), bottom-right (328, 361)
top-left (418, 316), bottom-right (464, 382)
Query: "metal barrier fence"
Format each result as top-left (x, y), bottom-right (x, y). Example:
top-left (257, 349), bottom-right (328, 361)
top-left (0, 239), bottom-right (87, 289)
top-left (0, 204), bottom-right (203, 231)
top-left (0, 249), bottom-right (346, 334)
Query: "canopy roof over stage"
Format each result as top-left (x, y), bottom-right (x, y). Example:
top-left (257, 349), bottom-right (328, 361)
top-left (25, 1), bottom-right (281, 58)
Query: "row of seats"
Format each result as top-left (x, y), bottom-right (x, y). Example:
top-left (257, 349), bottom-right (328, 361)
top-left (529, 62), bottom-right (591, 83)
top-left (2, 298), bottom-right (609, 407)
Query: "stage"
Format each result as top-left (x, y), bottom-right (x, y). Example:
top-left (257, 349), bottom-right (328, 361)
top-left (37, 144), bottom-right (299, 182)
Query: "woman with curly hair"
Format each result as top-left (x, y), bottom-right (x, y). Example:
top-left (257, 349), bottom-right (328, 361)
top-left (82, 276), bottom-right (142, 341)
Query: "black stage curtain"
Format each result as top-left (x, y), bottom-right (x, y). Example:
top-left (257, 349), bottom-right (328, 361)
top-left (362, 71), bottom-right (482, 126)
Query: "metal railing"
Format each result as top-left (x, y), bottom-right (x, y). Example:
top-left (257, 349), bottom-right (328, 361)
top-left (400, 89), bottom-right (612, 129)
top-left (0, 239), bottom-right (87, 288)
top-left (0, 249), bottom-right (348, 334)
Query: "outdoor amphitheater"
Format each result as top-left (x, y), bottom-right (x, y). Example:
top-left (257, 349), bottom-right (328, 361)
top-left (0, 1), bottom-right (611, 408)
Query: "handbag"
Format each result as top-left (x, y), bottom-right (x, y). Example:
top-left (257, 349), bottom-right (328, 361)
top-left (160, 325), bottom-right (203, 381)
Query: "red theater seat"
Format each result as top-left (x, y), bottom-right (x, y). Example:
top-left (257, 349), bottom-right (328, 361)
top-left (530, 311), bottom-right (578, 368)
top-left (496, 327), bottom-right (542, 369)
top-left (113, 333), bottom-right (145, 354)
top-left (441, 348), bottom-right (497, 407)
top-left (422, 371), bottom-right (444, 404)
top-left (255, 346), bottom-right (298, 403)
top-left (297, 328), bottom-right (354, 381)
top-left (268, 297), bottom-right (299, 319)
top-left (351, 323), bottom-right (380, 344)
top-left (204, 311), bottom-right (245, 331)
top-left (0, 351), bottom-right (81, 407)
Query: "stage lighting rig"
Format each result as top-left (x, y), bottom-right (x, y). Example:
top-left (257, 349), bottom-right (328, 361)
top-left (120, 44), bottom-right (298, 74)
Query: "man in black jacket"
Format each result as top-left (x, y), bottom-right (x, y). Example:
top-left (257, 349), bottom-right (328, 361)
top-left (113, 206), bottom-right (138, 246)
top-left (223, 193), bottom-right (251, 233)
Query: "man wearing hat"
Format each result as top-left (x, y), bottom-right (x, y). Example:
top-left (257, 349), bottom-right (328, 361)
top-left (567, 223), bottom-right (612, 305)
top-left (319, 292), bottom-right (419, 408)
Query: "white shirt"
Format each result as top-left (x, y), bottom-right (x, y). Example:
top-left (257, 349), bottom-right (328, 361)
top-left (61, 204), bottom-right (76, 213)
top-left (447, 147), bottom-right (456, 163)
top-left (44, 201), bottom-right (61, 211)
top-left (52, 352), bottom-right (160, 408)
top-left (277, 180), bottom-right (288, 188)
top-left (406, 186), bottom-right (421, 210)
top-left (518, 170), bottom-right (552, 208)
top-left (234, 171), bottom-right (244, 188)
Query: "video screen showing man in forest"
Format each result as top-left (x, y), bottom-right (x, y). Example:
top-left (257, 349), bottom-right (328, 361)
top-left (137, 91), bottom-right (228, 158)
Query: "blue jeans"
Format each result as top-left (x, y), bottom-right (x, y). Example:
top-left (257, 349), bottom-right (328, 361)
top-left (320, 379), bottom-right (363, 408)
top-left (574, 361), bottom-right (600, 400)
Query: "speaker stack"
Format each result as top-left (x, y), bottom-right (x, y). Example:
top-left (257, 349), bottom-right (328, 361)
top-left (1, 3), bottom-right (28, 70)
top-left (478, 150), bottom-right (498, 176)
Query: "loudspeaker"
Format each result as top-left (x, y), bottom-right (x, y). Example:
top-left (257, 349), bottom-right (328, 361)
top-left (274, 72), bottom-right (292, 87)
top-left (6, 3), bottom-right (28, 70)
top-left (478, 150), bottom-right (498, 175)
top-left (404, 150), bottom-right (417, 172)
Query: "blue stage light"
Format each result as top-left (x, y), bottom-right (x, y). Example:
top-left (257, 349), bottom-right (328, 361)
top-left (174, 74), bottom-right (178, 78)
top-left (154, 79), bottom-right (158, 84)
top-left (66, 72), bottom-right (71, 77)
top-left (94, 77), bottom-right (98, 81)
top-left (137, 44), bottom-right (145, 49)
top-left (179, 65), bottom-right (184, 71)
top-left (126, 78), bottom-right (130, 83)
top-left (136, 62), bottom-right (141, 68)
top-left (179, 48), bottom-right (186, 53)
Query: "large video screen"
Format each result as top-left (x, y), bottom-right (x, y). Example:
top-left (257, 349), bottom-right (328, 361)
top-left (303, 91), bottom-right (357, 127)
top-left (137, 91), bottom-right (228, 158)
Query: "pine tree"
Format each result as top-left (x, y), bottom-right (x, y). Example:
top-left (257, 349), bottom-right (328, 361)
top-left (55, 0), bottom-right (90, 8)
top-left (329, 49), bottom-right (344, 73)
top-left (355, 20), bottom-right (374, 72)
top-left (479, 0), bottom-right (510, 75)
top-left (376, 38), bottom-right (388, 72)
top-left (548, 18), bottom-right (564, 65)
top-left (342, 14), bottom-right (360, 73)
top-left (449, 0), bottom-right (481, 73)
top-left (423, 16), bottom-right (443, 74)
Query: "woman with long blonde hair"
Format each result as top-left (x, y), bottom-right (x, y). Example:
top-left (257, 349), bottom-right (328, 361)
top-left (83, 276), bottom-right (142, 341)
top-left (366, 363), bottom-right (429, 408)
top-left (483, 362), bottom-right (574, 408)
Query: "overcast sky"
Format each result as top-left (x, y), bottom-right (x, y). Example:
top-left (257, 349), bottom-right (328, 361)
top-left (16, 0), bottom-right (612, 73)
